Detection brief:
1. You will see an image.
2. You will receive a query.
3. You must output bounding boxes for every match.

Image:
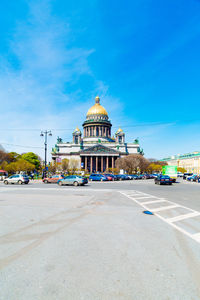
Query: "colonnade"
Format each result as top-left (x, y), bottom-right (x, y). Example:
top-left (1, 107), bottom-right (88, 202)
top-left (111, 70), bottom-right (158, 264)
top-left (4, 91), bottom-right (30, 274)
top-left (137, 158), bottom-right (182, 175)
top-left (81, 155), bottom-right (117, 173)
top-left (84, 126), bottom-right (111, 138)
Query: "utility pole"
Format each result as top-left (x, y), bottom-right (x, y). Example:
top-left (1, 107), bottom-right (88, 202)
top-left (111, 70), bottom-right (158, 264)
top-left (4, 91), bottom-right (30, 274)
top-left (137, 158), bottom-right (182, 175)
top-left (40, 130), bottom-right (52, 178)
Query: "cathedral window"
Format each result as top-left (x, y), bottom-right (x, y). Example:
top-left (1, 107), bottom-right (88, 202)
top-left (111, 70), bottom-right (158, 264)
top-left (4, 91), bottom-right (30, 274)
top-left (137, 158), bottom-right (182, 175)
top-left (75, 136), bottom-right (78, 144)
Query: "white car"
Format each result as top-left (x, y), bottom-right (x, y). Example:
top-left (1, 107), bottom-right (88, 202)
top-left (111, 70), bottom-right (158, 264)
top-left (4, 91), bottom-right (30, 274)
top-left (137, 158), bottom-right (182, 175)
top-left (4, 174), bottom-right (29, 185)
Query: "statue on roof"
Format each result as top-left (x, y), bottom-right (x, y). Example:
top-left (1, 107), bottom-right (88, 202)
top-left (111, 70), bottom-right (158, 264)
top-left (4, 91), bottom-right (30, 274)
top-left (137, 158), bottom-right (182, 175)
top-left (57, 137), bottom-right (63, 143)
top-left (134, 138), bottom-right (139, 144)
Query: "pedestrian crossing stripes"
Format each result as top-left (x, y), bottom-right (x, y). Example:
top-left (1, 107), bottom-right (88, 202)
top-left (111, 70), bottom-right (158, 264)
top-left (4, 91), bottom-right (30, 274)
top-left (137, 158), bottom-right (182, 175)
top-left (120, 190), bottom-right (200, 244)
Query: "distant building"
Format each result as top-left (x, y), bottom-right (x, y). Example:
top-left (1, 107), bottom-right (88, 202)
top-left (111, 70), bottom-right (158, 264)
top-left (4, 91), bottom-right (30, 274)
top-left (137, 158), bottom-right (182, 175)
top-left (51, 96), bottom-right (143, 172)
top-left (161, 151), bottom-right (200, 174)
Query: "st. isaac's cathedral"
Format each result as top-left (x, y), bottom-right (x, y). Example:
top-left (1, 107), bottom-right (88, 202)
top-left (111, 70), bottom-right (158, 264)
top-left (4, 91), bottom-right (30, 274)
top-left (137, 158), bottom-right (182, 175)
top-left (51, 96), bottom-right (143, 172)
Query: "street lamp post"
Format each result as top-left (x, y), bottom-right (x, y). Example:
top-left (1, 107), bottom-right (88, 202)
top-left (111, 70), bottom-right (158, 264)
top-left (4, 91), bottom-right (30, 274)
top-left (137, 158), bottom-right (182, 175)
top-left (40, 130), bottom-right (52, 178)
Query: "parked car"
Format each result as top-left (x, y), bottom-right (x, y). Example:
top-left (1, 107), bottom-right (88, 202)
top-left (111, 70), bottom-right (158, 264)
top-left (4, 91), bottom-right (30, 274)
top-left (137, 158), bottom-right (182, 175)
top-left (152, 174), bottom-right (159, 178)
top-left (115, 174), bottom-right (128, 181)
top-left (43, 174), bottom-right (64, 183)
top-left (183, 173), bottom-right (193, 180)
top-left (89, 174), bottom-right (108, 181)
top-left (187, 175), bottom-right (198, 182)
top-left (177, 172), bottom-right (183, 177)
top-left (155, 175), bottom-right (173, 185)
top-left (4, 174), bottom-right (29, 185)
top-left (104, 174), bottom-right (116, 181)
top-left (58, 175), bottom-right (88, 186)
top-left (129, 175), bottom-right (139, 180)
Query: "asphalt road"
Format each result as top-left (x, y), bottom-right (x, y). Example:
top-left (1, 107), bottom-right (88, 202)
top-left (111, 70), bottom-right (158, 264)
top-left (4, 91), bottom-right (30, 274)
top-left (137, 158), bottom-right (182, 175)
top-left (0, 179), bottom-right (200, 300)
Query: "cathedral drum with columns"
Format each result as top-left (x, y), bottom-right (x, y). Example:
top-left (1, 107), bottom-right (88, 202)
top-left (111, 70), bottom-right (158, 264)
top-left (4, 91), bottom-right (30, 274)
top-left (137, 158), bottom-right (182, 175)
top-left (51, 96), bottom-right (143, 173)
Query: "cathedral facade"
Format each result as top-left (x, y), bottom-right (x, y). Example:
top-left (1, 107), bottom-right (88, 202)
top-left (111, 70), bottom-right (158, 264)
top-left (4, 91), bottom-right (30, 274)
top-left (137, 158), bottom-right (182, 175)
top-left (51, 96), bottom-right (143, 172)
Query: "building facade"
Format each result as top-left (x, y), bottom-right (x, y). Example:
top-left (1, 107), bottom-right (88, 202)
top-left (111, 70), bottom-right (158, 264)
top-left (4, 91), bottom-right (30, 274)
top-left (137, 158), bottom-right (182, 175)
top-left (161, 151), bottom-right (200, 174)
top-left (52, 96), bottom-right (143, 172)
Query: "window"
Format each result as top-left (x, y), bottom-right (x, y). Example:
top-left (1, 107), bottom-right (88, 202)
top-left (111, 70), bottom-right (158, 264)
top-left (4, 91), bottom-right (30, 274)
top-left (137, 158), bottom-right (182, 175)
top-left (75, 136), bottom-right (78, 144)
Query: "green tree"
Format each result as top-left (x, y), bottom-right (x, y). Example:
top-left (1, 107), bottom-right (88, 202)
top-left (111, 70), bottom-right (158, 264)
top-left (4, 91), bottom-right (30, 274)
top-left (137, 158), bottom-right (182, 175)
top-left (5, 159), bottom-right (35, 174)
top-left (7, 152), bottom-right (21, 162)
top-left (21, 152), bottom-right (41, 170)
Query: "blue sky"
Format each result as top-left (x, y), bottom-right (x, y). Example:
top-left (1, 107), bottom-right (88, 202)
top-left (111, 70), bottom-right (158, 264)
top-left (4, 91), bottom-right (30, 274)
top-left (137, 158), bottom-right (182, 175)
top-left (1, 0), bottom-right (200, 160)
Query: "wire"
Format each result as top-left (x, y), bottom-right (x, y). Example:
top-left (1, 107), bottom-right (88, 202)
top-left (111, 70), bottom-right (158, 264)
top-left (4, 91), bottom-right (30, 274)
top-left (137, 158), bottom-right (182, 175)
top-left (1, 142), bottom-right (43, 149)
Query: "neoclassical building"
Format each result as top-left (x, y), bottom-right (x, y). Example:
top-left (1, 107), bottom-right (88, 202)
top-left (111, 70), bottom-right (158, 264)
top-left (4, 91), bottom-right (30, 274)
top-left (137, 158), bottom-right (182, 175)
top-left (52, 96), bottom-right (143, 172)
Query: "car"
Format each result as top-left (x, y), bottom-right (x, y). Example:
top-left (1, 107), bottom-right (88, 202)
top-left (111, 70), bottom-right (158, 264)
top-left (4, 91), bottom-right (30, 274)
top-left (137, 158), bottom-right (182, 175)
top-left (103, 174), bottom-right (114, 181)
top-left (183, 173), bottom-right (193, 180)
top-left (4, 174), bottom-right (29, 185)
top-left (129, 175), bottom-right (139, 180)
top-left (89, 174), bottom-right (108, 181)
top-left (58, 175), bottom-right (88, 186)
top-left (43, 175), bottom-right (64, 183)
top-left (155, 175), bottom-right (173, 185)
top-left (177, 172), bottom-right (183, 177)
top-left (187, 175), bottom-right (198, 182)
top-left (104, 174), bottom-right (117, 181)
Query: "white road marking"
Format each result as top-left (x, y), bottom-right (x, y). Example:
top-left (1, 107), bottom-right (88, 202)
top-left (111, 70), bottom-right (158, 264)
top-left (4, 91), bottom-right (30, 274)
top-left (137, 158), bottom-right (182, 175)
top-left (120, 190), bottom-right (200, 244)
top-left (142, 199), bottom-right (166, 205)
top-left (192, 233), bottom-right (200, 242)
top-left (150, 205), bottom-right (179, 212)
top-left (167, 212), bottom-right (200, 223)
top-left (132, 195), bottom-right (158, 199)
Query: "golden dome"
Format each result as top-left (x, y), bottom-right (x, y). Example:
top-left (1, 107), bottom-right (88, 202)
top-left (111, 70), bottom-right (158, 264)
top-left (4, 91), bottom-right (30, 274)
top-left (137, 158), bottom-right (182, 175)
top-left (116, 128), bottom-right (123, 133)
top-left (73, 127), bottom-right (80, 133)
top-left (87, 96), bottom-right (108, 116)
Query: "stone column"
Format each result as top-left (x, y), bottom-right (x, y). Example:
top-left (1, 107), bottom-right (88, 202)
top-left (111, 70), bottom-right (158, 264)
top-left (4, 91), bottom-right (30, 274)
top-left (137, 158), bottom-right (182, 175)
top-left (106, 156), bottom-right (109, 170)
top-left (112, 157), bottom-right (114, 169)
top-left (101, 156), bottom-right (103, 172)
top-left (96, 156), bottom-right (98, 172)
top-left (90, 156), bottom-right (93, 173)
top-left (85, 156), bottom-right (87, 171)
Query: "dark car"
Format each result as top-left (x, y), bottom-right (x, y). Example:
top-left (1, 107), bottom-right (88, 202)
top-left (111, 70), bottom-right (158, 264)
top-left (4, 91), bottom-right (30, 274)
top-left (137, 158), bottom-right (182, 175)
top-left (183, 173), bottom-right (193, 180)
top-left (115, 174), bottom-right (128, 181)
top-left (89, 174), bottom-right (108, 181)
top-left (104, 174), bottom-right (116, 181)
top-left (129, 175), bottom-right (139, 180)
top-left (155, 175), bottom-right (173, 185)
top-left (187, 175), bottom-right (199, 182)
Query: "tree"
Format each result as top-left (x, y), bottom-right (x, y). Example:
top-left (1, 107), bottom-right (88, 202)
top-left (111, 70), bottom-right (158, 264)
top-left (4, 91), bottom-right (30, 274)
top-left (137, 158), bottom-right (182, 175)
top-left (48, 162), bottom-right (57, 174)
top-left (69, 159), bottom-right (79, 174)
top-left (7, 152), bottom-right (21, 162)
top-left (62, 158), bottom-right (69, 172)
top-left (147, 163), bottom-right (162, 173)
top-left (116, 154), bottom-right (149, 174)
top-left (0, 149), bottom-right (9, 164)
top-left (5, 159), bottom-right (35, 174)
top-left (177, 167), bottom-right (187, 173)
top-left (21, 152), bottom-right (41, 170)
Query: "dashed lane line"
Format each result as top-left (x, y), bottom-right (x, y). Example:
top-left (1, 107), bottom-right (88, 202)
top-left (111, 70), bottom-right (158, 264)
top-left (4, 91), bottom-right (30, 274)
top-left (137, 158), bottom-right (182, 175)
top-left (120, 190), bottom-right (200, 244)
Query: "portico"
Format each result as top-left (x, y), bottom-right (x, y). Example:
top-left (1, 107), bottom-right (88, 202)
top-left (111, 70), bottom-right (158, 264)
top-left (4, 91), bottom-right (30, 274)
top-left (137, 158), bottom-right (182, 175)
top-left (80, 144), bottom-right (120, 173)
